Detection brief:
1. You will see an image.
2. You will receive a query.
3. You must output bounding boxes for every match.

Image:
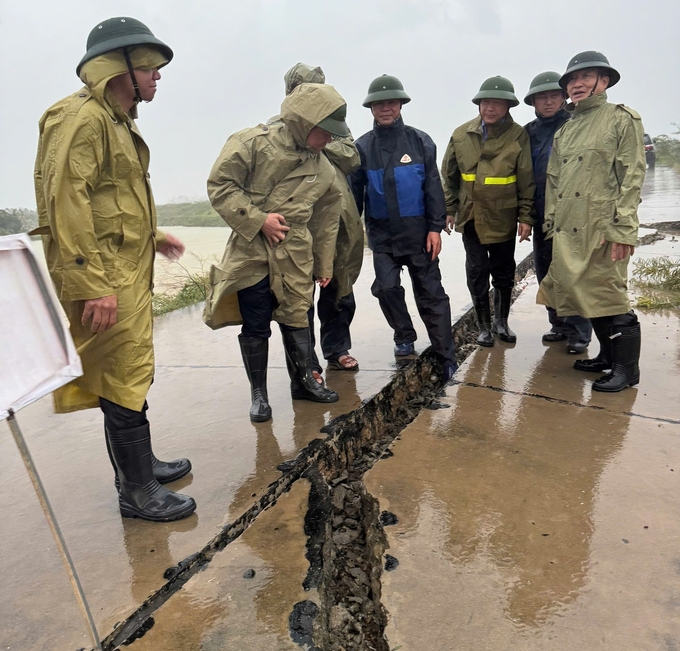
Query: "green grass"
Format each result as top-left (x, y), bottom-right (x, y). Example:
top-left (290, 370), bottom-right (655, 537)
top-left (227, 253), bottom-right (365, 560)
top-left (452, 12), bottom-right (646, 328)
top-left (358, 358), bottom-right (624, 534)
top-left (156, 201), bottom-right (225, 227)
top-left (632, 256), bottom-right (680, 309)
top-left (153, 272), bottom-right (210, 316)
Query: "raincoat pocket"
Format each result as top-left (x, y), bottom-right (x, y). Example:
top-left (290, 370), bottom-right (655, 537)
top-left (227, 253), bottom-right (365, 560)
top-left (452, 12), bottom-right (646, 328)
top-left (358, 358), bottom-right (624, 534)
top-left (118, 214), bottom-right (143, 262)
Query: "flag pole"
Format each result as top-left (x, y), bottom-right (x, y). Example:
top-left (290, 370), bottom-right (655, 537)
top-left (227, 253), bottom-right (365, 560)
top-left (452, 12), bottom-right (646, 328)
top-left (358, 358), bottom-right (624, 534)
top-left (6, 409), bottom-right (102, 651)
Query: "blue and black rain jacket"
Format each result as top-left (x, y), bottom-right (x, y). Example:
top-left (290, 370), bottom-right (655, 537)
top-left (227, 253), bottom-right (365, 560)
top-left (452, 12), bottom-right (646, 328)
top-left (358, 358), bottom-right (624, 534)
top-left (350, 117), bottom-right (446, 256)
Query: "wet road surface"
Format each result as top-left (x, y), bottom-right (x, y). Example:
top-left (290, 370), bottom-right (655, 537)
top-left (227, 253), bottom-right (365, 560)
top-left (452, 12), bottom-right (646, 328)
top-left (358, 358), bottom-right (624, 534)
top-left (1, 169), bottom-right (679, 650)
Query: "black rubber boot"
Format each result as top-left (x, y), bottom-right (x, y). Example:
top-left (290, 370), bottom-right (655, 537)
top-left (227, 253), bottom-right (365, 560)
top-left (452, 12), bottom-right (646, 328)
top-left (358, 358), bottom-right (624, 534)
top-left (107, 425), bottom-right (196, 522)
top-left (474, 301), bottom-right (495, 347)
top-left (105, 429), bottom-right (191, 490)
top-left (493, 288), bottom-right (516, 343)
top-left (239, 335), bottom-right (272, 422)
top-left (574, 317), bottom-right (611, 373)
top-left (281, 328), bottom-right (339, 403)
top-left (593, 318), bottom-right (641, 393)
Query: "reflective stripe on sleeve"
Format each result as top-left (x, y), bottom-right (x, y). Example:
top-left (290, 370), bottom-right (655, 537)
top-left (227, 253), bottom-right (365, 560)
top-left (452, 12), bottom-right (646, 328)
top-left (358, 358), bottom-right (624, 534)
top-left (460, 174), bottom-right (517, 185)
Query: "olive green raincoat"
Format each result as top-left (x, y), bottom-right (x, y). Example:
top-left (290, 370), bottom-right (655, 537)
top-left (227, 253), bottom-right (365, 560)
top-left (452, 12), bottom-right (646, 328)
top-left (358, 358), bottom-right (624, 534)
top-left (274, 63), bottom-right (364, 300)
top-left (204, 83), bottom-right (345, 330)
top-left (442, 114), bottom-right (535, 244)
top-left (34, 47), bottom-right (168, 413)
top-left (536, 93), bottom-right (646, 318)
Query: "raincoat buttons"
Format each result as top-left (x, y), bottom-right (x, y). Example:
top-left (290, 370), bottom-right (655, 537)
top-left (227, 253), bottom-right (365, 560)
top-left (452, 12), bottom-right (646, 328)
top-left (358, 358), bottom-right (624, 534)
top-left (239, 209), bottom-right (246, 215)
top-left (575, 192), bottom-right (580, 197)
top-left (75, 257), bottom-right (85, 265)
top-left (578, 156), bottom-right (583, 161)
top-left (573, 227), bottom-right (578, 233)
top-left (563, 158), bottom-right (567, 164)
top-left (613, 217), bottom-right (620, 223)
top-left (558, 194), bottom-right (562, 199)
top-left (288, 197), bottom-right (294, 201)
top-left (79, 93), bottom-right (86, 98)
top-left (556, 227), bottom-right (561, 232)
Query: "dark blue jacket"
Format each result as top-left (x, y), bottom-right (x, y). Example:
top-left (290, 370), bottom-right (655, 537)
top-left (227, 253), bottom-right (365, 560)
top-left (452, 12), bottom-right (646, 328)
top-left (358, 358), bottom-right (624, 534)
top-left (524, 109), bottom-right (571, 225)
top-left (350, 117), bottom-right (446, 256)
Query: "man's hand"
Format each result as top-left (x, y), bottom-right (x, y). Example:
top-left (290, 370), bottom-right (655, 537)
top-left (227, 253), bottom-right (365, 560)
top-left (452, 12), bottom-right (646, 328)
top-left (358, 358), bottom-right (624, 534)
top-left (82, 295), bottom-right (117, 333)
top-left (261, 213), bottom-right (290, 247)
top-left (610, 242), bottom-right (635, 261)
top-left (426, 232), bottom-right (442, 261)
top-left (316, 277), bottom-right (332, 288)
top-left (518, 223), bottom-right (532, 243)
top-left (444, 215), bottom-right (455, 235)
top-left (157, 233), bottom-right (185, 261)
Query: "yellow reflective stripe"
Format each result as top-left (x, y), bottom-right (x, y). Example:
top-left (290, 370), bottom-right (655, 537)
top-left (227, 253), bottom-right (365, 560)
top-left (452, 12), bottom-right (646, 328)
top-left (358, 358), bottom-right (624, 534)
top-left (484, 175), bottom-right (517, 185)
top-left (461, 173), bottom-right (476, 182)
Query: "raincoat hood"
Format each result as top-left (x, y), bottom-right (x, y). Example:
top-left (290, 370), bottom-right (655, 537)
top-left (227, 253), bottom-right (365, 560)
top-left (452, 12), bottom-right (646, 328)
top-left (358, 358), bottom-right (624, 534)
top-left (284, 62), bottom-right (325, 95)
top-left (280, 83), bottom-right (347, 150)
top-left (79, 46), bottom-right (168, 118)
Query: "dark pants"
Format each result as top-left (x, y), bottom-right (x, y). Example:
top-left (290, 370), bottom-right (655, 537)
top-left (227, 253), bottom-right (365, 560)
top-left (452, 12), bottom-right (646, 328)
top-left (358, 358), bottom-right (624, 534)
top-left (533, 226), bottom-right (592, 344)
top-left (100, 397), bottom-right (148, 430)
top-left (308, 281), bottom-right (356, 372)
top-left (462, 221), bottom-right (516, 302)
top-left (371, 250), bottom-right (455, 366)
top-left (237, 276), bottom-right (297, 338)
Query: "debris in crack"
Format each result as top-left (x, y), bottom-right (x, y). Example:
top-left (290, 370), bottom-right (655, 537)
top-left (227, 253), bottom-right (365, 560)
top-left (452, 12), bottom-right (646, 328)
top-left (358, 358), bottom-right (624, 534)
top-left (384, 555), bottom-right (399, 572)
top-left (302, 467), bottom-right (332, 591)
top-left (425, 400), bottom-right (450, 410)
top-left (379, 511), bottom-right (399, 527)
top-left (243, 568), bottom-right (256, 579)
top-left (121, 617), bottom-right (154, 646)
top-left (289, 600), bottom-right (321, 650)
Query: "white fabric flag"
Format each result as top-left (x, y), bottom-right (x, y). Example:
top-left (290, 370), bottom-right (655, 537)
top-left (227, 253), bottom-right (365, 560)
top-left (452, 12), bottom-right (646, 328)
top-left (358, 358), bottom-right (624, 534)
top-left (0, 233), bottom-right (82, 420)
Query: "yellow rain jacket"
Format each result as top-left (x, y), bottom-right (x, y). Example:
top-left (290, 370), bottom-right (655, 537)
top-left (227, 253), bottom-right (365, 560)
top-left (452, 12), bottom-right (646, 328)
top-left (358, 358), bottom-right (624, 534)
top-left (442, 114), bottom-right (535, 244)
top-left (537, 93), bottom-right (646, 317)
top-left (34, 47), bottom-right (168, 413)
top-left (203, 83), bottom-right (344, 329)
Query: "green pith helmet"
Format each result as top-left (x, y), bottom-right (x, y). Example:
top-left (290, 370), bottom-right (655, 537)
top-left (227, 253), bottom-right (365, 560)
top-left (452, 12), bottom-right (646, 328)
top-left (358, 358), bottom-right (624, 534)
top-left (317, 104), bottom-right (350, 137)
top-left (362, 74), bottom-right (411, 107)
top-left (76, 17), bottom-right (173, 76)
top-left (472, 76), bottom-right (519, 107)
top-left (558, 51), bottom-right (620, 89)
top-left (523, 71), bottom-right (566, 105)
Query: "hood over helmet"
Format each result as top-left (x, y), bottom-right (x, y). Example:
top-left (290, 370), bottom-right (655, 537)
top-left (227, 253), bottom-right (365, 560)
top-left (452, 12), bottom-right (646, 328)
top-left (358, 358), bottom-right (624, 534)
top-left (79, 46), bottom-right (168, 118)
top-left (284, 62), bottom-right (325, 95)
top-left (281, 83), bottom-right (348, 150)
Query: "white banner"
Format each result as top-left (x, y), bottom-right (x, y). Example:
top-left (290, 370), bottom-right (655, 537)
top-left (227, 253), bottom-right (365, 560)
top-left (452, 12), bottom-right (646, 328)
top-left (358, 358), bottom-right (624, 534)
top-left (0, 233), bottom-right (82, 420)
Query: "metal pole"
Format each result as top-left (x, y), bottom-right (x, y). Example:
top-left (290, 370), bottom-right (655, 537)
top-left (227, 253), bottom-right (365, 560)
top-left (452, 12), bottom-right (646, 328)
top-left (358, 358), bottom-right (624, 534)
top-left (6, 410), bottom-right (102, 651)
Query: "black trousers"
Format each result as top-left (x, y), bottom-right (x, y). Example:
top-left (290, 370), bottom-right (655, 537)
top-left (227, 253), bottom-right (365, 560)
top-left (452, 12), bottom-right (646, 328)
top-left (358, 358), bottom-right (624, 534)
top-left (100, 397), bottom-right (148, 430)
top-left (371, 250), bottom-right (455, 366)
top-left (534, 225), bottom-right (592, 343)
top-left (308, 281), bottom-right (356, 371)
top-left (462, 221), bottom-right (516, 302)
top-left (237, 276), bottom-right (297, 338)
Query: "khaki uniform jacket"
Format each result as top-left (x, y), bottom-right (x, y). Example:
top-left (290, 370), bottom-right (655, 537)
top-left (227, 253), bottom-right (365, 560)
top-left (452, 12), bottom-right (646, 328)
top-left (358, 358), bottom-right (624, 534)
top-left (34, 84), bottom-right (164, 413)
top-left (537, 93), bottom-right (646, 318)
top-left (204, 84), bottom-right (344, 329)
top-left (442, 115), bottom-right (535, 244)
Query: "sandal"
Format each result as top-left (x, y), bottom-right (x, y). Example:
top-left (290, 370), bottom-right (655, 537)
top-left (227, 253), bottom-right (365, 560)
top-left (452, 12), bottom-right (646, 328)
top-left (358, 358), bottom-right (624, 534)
top-left (312, 370), bottom-right (324, 385)
top-left (327, 355), bottom-right (359, 372)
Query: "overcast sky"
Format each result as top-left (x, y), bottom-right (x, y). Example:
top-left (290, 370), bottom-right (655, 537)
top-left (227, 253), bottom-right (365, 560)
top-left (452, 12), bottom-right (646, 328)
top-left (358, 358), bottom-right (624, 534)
top-left (1, 0), bottom-right (678, 209)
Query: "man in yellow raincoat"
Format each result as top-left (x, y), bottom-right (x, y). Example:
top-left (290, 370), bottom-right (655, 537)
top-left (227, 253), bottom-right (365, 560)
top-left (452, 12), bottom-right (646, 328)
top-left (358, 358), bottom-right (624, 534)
top-left (34, 17), bottom-right (196, 521)
top-left (442, 76), bottom-right (535, 347)
top-left (537, 52), bottom-right (646, 392)
top-left (274, 63), bottom-right (364, 378)
top-left (205, 83), bottom-right (347, 422)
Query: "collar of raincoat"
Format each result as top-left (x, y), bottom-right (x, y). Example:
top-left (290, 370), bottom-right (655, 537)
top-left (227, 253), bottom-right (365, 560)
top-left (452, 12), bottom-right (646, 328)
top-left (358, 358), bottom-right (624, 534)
top-left (284, 62), bottom-right (325, 95)
top-left (280, 83), bottom-right (346, 153)
top-left (568, 91), bottom-right (607, 114)
top-left (79, 46), bottom-right (168, 122)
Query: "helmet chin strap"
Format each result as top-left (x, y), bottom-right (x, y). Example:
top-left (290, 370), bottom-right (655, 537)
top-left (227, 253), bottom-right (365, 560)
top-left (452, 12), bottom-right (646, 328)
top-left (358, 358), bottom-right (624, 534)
top-left (589, 72), bottom-right (601, 98)
top-left (123, 47), bottom-right (143, 104)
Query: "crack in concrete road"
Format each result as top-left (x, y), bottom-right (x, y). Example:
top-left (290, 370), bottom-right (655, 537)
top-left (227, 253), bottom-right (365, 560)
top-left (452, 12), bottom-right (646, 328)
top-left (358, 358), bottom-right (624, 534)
top-left (455, 380), bottom-right (680, 425)
top-left (100, 254), bottom-right (535, 650)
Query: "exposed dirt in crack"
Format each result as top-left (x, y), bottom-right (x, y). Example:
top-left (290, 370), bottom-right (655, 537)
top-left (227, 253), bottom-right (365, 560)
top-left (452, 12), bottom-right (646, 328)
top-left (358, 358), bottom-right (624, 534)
top-left (101, 254), bottom-right (535, 651)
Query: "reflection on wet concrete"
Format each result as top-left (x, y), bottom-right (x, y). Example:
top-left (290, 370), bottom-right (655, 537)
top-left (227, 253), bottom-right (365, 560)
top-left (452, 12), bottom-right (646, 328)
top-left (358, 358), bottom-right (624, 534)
top-left (365, 287), bottom-right (680, 650)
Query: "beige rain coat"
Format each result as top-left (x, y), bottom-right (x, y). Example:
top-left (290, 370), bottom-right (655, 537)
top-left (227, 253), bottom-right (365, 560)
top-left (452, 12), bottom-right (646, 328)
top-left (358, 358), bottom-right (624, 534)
top-left (536, 93), bottom-right (646, 317)
top-left (34, 47), bottom-right (168, 413)
top-left (442, 114), bottom-right (535, 244)
top-left (203, 83), bottom-right (344, 329)
top-left (272, 63), bottom-right (364, 300)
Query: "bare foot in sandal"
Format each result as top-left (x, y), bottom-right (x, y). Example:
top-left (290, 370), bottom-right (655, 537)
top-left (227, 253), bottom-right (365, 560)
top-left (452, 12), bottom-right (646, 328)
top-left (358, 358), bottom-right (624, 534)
top-left (328, 355), bottom-right (359, 371)
top-left (312, 370), bottom-right (324, 385)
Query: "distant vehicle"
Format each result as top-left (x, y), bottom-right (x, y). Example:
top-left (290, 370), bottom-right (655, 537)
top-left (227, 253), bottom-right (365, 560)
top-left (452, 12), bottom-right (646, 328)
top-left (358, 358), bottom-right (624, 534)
top-left (643, 133), bottom-right (655, 169)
